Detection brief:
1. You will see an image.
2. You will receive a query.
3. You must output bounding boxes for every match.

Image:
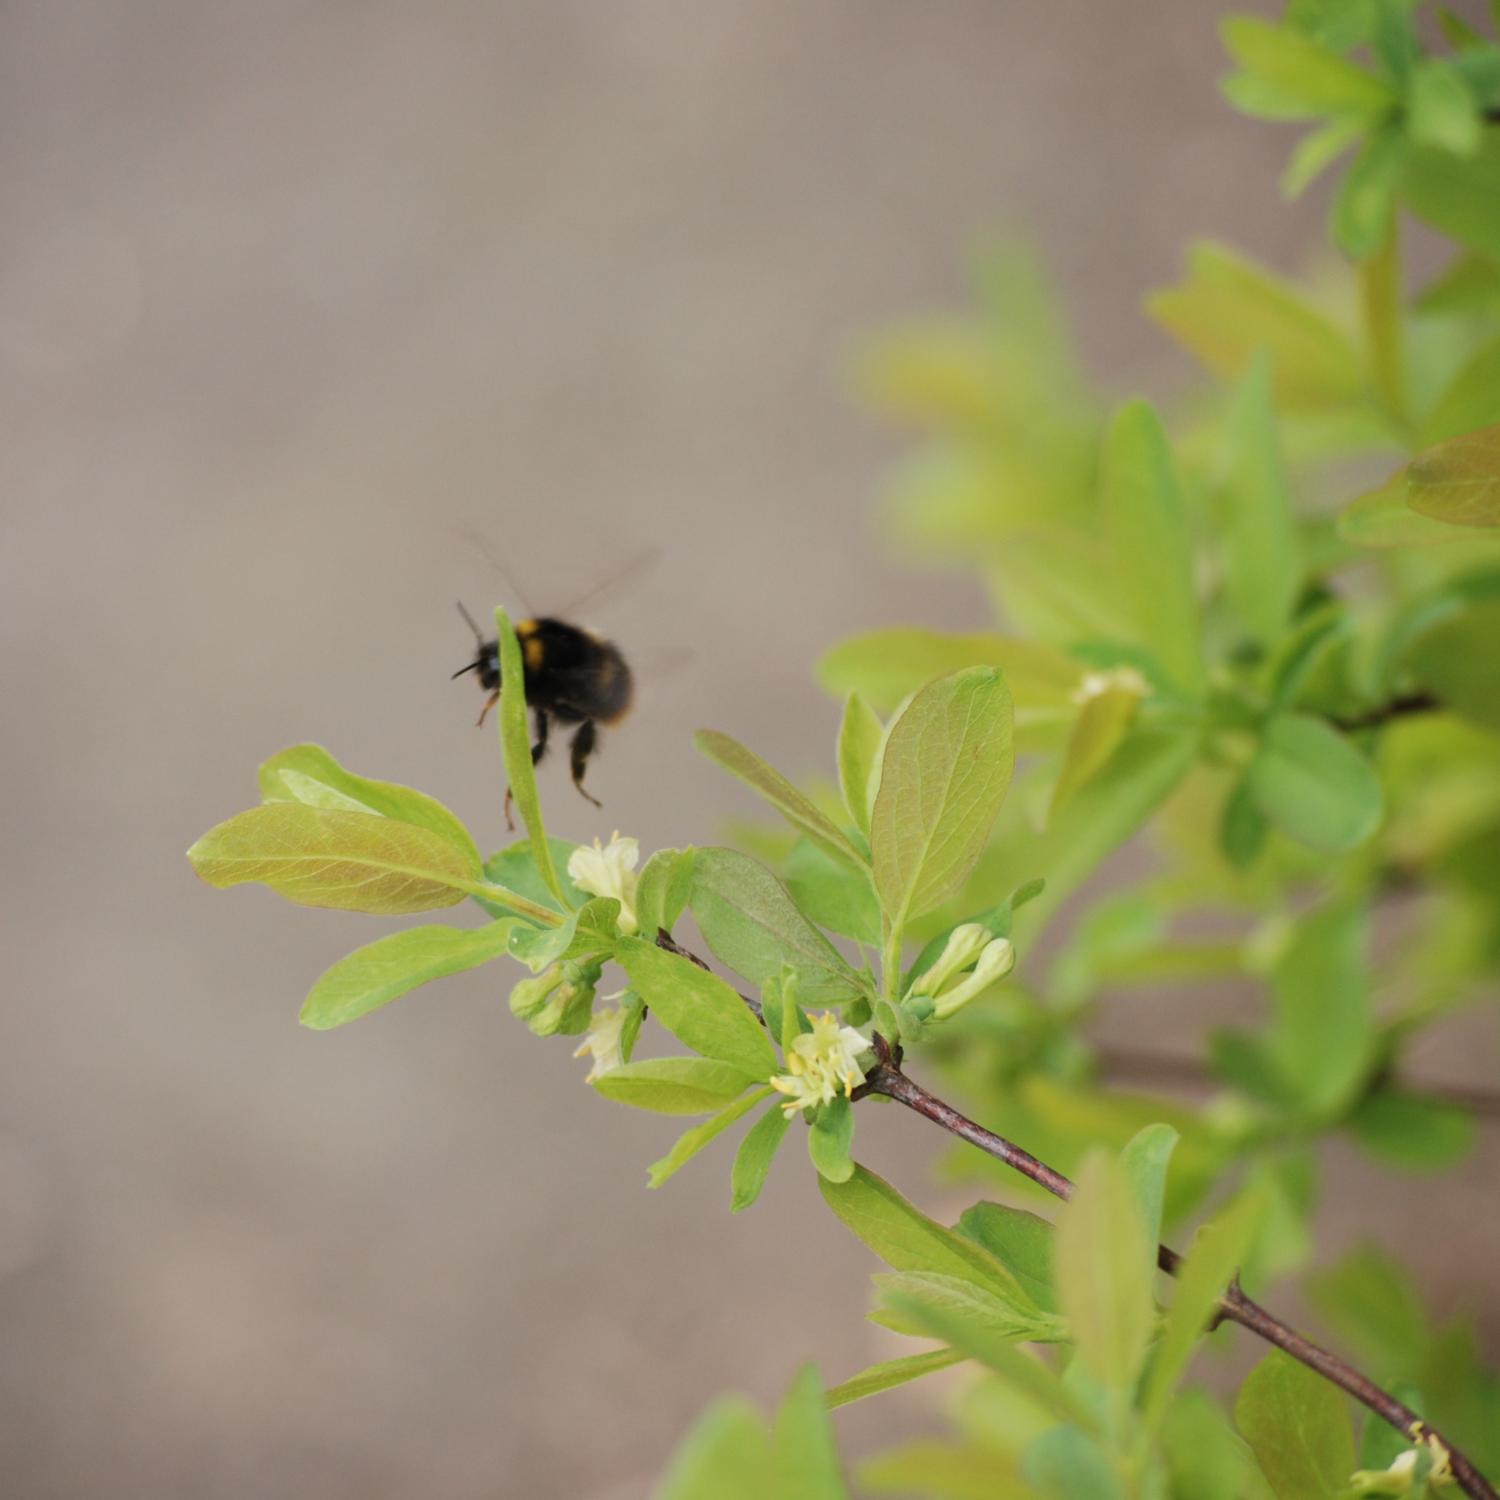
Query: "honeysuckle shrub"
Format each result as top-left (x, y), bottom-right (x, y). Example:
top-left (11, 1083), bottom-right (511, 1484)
top-left (190, 5), bottom-right (1500, 1497)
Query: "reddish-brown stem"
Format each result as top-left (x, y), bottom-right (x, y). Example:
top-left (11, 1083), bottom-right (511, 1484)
top-left (862, 1047), bottom-right (1496, 1500)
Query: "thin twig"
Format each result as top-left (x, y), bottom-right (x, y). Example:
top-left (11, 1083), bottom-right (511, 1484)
top-left (862, 1039), bottom-right (1496, 1500)
top-left (1334, 691), bottom-right (1440, 734)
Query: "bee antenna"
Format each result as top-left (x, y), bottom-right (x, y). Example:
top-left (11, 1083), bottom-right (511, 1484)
top-left (455, 600), bottom-right (486, 644)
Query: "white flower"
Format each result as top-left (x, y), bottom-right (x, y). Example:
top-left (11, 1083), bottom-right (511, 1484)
top-left (567, 831), bottom-right (640, 934)
top-left (1348, 1426), bottom-right (1456, 1495)
top-left (1071, 665), bottom-right (1149, 705)
top-left (573, 998), bottom-right (629, 1083)
top-left (931, 937), bottom-right (1016, 1020)
top-left (770, 1012), bottom-right (870, 1117)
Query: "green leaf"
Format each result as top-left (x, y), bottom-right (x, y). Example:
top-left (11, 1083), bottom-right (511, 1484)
top-left (818, 629), bottom-right (1080, 750)
top-left (1402, 597), bottom-right (1500, 730)
top-left (591, 1058), bottom-right (754, 1115)
top-left (508, 895), bottom-right (619, 971)
top-left (808, 1096), bottom-right (856, 1183)
top-left (493, 607), bottom-right (566, 907)
top-left (870, 667), bottom-right (1015, 930)
top-left (1347, 1090), bottom-right (1476, 1171)
top-left (1100, 401), bottom-right (1205, 695)
top-left (479, 837), bottom-right (585, 920)
top-left (873, 1271), bottom-right (1061, 1343)
top-left (635, 847), bottom-right (695, 937)
top-left (1221, 774), bottom-right (1270, 869)
top-left (730, 1099), bottom-right (792, 1211)
top-left (772, 1366), bottom-right (849, 1500)
top-left (1053, 1150), bottom-right (1154, 1393)
top-left (615, 936), bottom-right (777, 1080)
top-left (648, 1086), bottom-right (774, 1189)
top-left (1332, 124), bottom-right (1406, 259)
top-left (783, 841), bottom-right (883, 947)
top-left (300, 920), bottom-right (517, 1029)
top-left (825, 1348), bottom-right (965, 1410)
top-left (1248, 713), bottom-right (1384, 852)
top-left (1337, 472), bottom-right (1470, 547)
top-left (1415, 252), bottom-right (1500, 316)
top-left (1235, 1350), bottom-right (1355, 1500)
top-left (1423, 334), bottom-right (1500, 444)
top-left (836, 692), bottom-right (884, 838)
top-left (1281, 115), bottom-right (1364, 196)
top-left (1163, 1392), bottom-right (1247, 1500)
top-left (1303, 1245), bottom-right (1430, 1375)
top-left (655, 1396), bottom-right (777, 1500)
top-left (1220, 16), bottom-right (1395, 115)
top-left (1143, 1190), bottom-right (1267, 1427)
top-left (1408, 58), bottom-right (1482, 156)
top-left (1147, 241), bottom-right (1366, 410)
top-left (188, 803), bottom-right (484, 914)
top-left (1049, 679), bottom-right (1144, 819)
top-left (1119, 1123), bottom-right (1178, 1255)
top-left (1222, 354), bottom-right (1303, 646)
top-left (1268, 901), bottom-right (1372, 1117)
top-left (689, 847), bottom-right (867, 1005)
top-left (956, 1203), bottom-right (1057, 1313)
top-left (1407, 420), bottom-right (1500, 527)
top-left (695, 729), bottom-right (865, 871)
top-left (881, 1293), bottom-right (1098, 1432)
top-left (258, 744), bottom-right (482, 867)
top-left (1021, 1426), bottom-right (1124, 1500)
top-left (820, 1165), bottom-right (1036, 1305)
top-left (1404, 135), bottom-right (1500, 259)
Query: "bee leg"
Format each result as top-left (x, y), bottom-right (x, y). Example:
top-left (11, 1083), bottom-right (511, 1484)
top-left (569, 720), bottom-right (603, 808)
top-left (501, 709), bottom-right (551, 831)
top-left (475, 690), bottom-right (499, 727)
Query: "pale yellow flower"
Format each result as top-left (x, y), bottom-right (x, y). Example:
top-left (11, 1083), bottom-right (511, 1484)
top-left (573, 998), bottom-right (629, 1083)
top-left (1071, 665), bottom-right (1149, 705)
top-left (770, 1012), bottom-right (870, 1117)
top-left (567, 832), bottom-right (640, 934)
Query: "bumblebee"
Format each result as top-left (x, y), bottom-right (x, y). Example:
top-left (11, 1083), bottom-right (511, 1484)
top-left (453, 604), bottom-right (633, 809)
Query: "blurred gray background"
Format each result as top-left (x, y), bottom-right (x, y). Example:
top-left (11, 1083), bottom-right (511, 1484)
top-left (3, 3), bottom-right (1495, 1497)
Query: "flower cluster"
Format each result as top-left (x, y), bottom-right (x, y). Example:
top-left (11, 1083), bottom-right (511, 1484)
top-left (770, 1012), bottom-right (871, 1117)
top-left (567, 833), bottom-right (640, 934)
top-left (573, 998), bottom-right (629, 1083)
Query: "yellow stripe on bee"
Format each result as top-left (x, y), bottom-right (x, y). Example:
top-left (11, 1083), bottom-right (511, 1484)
top-left (516, 619), bottom-right (544, 672)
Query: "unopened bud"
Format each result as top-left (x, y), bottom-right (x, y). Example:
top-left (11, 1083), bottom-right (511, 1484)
top-left (932, 937), bottom-right (1016, 1020)
top-left (910, 923), bottom-right (991, 999)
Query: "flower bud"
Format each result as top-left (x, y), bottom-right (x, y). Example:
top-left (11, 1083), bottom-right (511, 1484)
top-left (909, 923), bottom-right (991, 999)
top-left (932, 937), bottom-right (1016, 1020)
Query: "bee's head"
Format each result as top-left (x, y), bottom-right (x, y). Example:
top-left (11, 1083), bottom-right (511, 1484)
top-left (453, 602), bottom-right (502, 691)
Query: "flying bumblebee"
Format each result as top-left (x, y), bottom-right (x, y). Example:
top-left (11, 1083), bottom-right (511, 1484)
top-left (453, 603), bottom-right (633, 810)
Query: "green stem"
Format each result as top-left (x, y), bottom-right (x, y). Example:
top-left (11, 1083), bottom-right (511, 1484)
top-left (457, 878), bottom-right (563, 927)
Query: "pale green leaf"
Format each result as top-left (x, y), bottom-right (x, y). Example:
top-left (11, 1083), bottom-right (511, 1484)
top-left (808, 1096), bottom-right (856, 1184)
top-left (1120, 1122), bottom-right (1179, 1255)
top-left (873, 1272), bottom-right (1061, 1343)
top-left (689, 847), bottom-right (867, 1005)
top-left (1248, 713), bottom-right (1384, 852)
top-left (1408, 420), bottom-right (1500, 527)
top-left (1408, 58), bottom-right (1482, 156)
top-left (1021, 1426), bottom-right (1125, 1500)
top-left (783, 841), bottom-right (883, 947)
top-left (870, 667), bottom-right (1015, 930)
top-left (1404, 136), bottom-right (1500, 260)
top-left (1404, 598), bottom-right (1500, 729)
top-left (1221, 16), bottom-right (1394, 115)
top-left (479, 837), bottom-right (585, 920)
top-left (1348, 1089), bottom-right (1478, 1171)
top-left (300, 920), bottom-right (517, 1029)
top-left (259, 744), bottom-right (482, 867)
top-left (837, 692), bottom-right (884, 838)
top-left (635, 847), bottom-right (695, 937)
top-left (1332, 124), bottom-right (1406, 259)
top-left (1337, 472), bottom-right (1471, 546)
top-left (591, 1058), bottom-right (754, 1115)
top-left (1143, 1190), bottom-right (1268, 1426)
top-left (1423, 335), bottom-right (1500, 445)
top-left (655, 1396), bottom-right (776, 1500)
top-left (819, 1165), bottom-right (1035, 1305)
top-left (772, 1366), bottom-right (849, 1500)
top-left (1100, 401), bottom-right (1205, 695)
top-left (648, 1086), bottom-right (774, 1189)
top-left (731, 1099), bottom-right (792, 1211)
top-left (493, 607), bottom-right (566, 907)
top-left (1281, 116), bottom-right (1364, 197)
top-left (1235, 1351), bottom-right (1355, 1500)
top-left (1223, 354), bottom-right (1303, 645)
top-left (956, 1202), bottom-right (1057, 1313)
top-left (1053, 1150), bottom-right (1154, 1393)
top-left (1147, 242), bottom-right (1365, 411)
top-left (695, 729), bottom-right (865, 871)
top-left (1049, 680), bottom-right (1144, 819)
top-left (616, 936), bottom-right (777, 1080)
top-left (189, 803), bottom-right (482, 914)
top-left (825, 1348), bottom-right (965, 1410)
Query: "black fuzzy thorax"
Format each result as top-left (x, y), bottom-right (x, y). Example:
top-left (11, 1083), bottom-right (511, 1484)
top-left (472, 618), bottom-right (633, 724)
